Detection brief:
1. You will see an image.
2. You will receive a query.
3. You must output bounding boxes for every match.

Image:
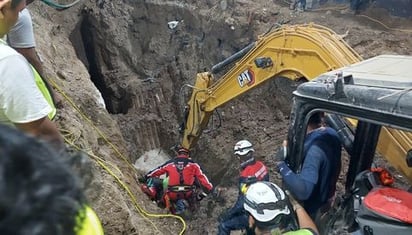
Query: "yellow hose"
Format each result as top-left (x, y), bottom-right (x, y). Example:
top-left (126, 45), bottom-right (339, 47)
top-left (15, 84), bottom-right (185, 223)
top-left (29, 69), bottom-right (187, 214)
top-left (50, 79), bottom-right (187, 234)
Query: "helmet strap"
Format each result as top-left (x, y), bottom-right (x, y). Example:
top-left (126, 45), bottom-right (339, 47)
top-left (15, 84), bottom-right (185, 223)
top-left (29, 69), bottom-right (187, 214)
top-left (240, 157), bottom-right (255, 169)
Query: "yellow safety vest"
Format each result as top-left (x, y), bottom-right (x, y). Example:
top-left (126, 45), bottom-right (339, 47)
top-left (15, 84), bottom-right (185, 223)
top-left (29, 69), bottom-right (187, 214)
top-left (75, 205), bottom-right (104, 235)
top-left (32, 66), bottom-right (56, 120)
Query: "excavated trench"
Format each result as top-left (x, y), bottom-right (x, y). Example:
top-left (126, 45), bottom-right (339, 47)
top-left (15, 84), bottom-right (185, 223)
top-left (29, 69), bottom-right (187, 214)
top-left (62, 0), bottom-right (412, 234)
top-left (68, 1), bottom-right (294, 189)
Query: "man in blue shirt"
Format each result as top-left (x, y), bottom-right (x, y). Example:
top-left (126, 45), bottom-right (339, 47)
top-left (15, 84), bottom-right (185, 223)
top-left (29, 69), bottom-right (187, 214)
top-left (274, 112), bottom-right (342, 220)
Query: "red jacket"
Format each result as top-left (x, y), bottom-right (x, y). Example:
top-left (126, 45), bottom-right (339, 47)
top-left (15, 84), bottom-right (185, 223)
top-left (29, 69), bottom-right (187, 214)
top-left (239, 160), bottom-right (269, 190)
top-left (145, 155), bottom-right (213, 200)
top-left (240, 161), bottom-right (269, 181)
top-left (226, 160), bottom-right (269, 219)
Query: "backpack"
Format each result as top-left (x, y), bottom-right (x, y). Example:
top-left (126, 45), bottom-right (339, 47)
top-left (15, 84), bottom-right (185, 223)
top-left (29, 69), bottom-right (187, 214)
top-left (352, 169), bottom-right (412, 235)
top-left (356, 187), bottom-right (412, 235)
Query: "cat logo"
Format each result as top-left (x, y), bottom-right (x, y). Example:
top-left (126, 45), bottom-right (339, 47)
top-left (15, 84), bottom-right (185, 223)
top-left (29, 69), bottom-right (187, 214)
top-left (237, 69), bottom-right (255, 88)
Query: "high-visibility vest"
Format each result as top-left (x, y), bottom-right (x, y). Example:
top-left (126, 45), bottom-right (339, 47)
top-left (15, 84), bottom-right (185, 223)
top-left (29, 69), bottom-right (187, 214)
top-left (32, 66), bottom-right (56, 120)
top-left (75, 205), bottom-right (104, 235)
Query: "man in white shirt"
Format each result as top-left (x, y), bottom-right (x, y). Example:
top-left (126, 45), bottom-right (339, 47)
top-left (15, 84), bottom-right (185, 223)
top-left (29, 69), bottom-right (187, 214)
top-left (7, 0), bottom-right (61, 106)
top-left (0, 0), bottom-right (64, 151)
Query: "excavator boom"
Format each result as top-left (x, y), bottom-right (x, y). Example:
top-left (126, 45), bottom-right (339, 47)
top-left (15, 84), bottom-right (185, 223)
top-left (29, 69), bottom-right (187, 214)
top-left (181, 23), bottom-right (361, 149)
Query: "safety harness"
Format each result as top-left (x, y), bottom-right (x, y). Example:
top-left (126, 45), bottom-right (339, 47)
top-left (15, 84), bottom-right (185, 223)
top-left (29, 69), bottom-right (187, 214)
top-left (161, 157), bottom-right (197, 213)
top-left (168, 158), bottom-right (196, 195)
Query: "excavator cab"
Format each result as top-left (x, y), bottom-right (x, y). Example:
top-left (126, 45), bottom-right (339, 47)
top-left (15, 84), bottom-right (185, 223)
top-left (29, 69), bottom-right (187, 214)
top-left (284, 55), bottom-right (412, 234)
top-left (286, 54), bottom-right (412, 185)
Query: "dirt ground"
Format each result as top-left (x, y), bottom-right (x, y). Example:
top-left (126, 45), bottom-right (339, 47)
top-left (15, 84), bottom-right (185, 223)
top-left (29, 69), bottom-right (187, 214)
top-left (27, 0), bottom-right (412, 234)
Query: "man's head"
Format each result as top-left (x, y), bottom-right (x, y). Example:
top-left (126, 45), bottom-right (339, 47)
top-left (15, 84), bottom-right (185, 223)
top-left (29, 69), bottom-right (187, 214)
top-left (234, 139), bottom-right (255, 165)
top-left (0, 124), bottom-right (87, 235)
top-left (244, 181), bottom-right (295, 232)
top-left (307, 112), bottom-right (324, 132)
top-left (0, 0), bottom-right (26, 37)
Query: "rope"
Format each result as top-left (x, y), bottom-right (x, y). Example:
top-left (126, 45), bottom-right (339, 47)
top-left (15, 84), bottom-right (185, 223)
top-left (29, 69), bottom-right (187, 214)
top-left (51, 81), bottom-right (136, 171)
top-left (65, 138), bottom-right (187, 234)
top-left (50, 79), bottom-right (187, 234)
top-left (40, 0), bottom-right (82, 10)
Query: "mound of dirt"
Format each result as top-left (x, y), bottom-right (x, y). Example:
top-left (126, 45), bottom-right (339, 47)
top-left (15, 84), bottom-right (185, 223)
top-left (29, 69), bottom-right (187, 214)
top-left (26, 0), bottom-right (412, 234)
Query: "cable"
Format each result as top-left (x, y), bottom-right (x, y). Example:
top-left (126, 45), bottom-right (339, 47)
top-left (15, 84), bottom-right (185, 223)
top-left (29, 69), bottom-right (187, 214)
top-left (65, 138), bottom-right (187, 234)
top-left (50, 80), bottom-right (136, 171)
top-left (50, 79), bottom-right (187, 234)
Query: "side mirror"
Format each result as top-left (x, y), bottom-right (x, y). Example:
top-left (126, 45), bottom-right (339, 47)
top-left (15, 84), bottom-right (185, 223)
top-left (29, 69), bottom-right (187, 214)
top-left (406, 149), bottom-right (412, 167)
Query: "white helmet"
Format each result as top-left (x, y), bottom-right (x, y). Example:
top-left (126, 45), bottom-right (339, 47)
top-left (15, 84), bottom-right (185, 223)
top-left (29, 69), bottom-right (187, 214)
top-left (234, 140), bottom-right (255, 156)
top-left (244, 181), bottom-right (291, 223)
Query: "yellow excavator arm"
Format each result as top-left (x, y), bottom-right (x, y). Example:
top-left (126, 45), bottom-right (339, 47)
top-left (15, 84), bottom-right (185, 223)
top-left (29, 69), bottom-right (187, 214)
top-left (181, 23), bottom-right (362, 149)
top-left (181, 23), bottom-right (412, 182)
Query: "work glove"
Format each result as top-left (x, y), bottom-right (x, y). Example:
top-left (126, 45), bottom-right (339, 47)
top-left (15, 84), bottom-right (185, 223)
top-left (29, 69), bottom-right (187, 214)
top-left (212, 186), bottom-right (224, 198)
top-left (196, 191), bottom-right (208, 201)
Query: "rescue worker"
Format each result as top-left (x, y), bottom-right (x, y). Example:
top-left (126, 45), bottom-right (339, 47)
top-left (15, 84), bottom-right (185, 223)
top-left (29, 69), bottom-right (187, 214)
top-left (0, 124), bottom-right (104, 235)
top-left (244, 181), bottom-right (319, 235)
top-left (274, 112), bottom-right (341, 221)
top-left (141, 147), bottom-right (213, 215)
top-left (217, 140), bottom-right (269, 235)
top-left (0, 0), bottom-right (64, 151)
top-left (290, 0), bottom-right (306, 11)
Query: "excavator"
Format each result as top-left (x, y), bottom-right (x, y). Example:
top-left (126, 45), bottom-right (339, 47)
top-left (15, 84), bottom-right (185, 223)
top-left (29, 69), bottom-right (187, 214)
top-left (179, 23), bottom-right (412, 185)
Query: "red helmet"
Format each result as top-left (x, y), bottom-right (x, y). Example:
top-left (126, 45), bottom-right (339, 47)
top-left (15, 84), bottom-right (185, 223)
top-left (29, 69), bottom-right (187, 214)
top-left (177, 147), bottom-right (190, 156)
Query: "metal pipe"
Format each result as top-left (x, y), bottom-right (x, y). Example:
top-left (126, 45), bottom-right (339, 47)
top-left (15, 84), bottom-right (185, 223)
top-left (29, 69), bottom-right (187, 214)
top-left (211, 42), bottom-right (256, 74)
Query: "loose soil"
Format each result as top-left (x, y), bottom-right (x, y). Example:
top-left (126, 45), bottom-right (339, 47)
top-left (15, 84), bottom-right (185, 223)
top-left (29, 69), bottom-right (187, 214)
top-left (27, 0), bottom-right (412, 234)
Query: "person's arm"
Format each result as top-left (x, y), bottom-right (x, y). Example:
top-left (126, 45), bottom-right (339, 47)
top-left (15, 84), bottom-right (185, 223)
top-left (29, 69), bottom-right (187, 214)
top-left (278, 146), bottom-right (323, 200)
top-left (145, 161), bottom-right (172, 178)
top-left (286, 190), bottom-right (319, 235)
top-left (225, 194), bottom-right (245, 218)
top-left (294, 205), bottom-right (319, 234)
top-left (277, 162), bottom-right (315, 200)
top-left (15, 47), bottom-right (44, 76)
top-left (15, 117), bottom-right (64, 151)
top-left (193, 162), bottom-right (213, 192)
top-left (2, 54), bottom-right (64, 151)
top-left (21, 48), bottom-right (61, 106)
